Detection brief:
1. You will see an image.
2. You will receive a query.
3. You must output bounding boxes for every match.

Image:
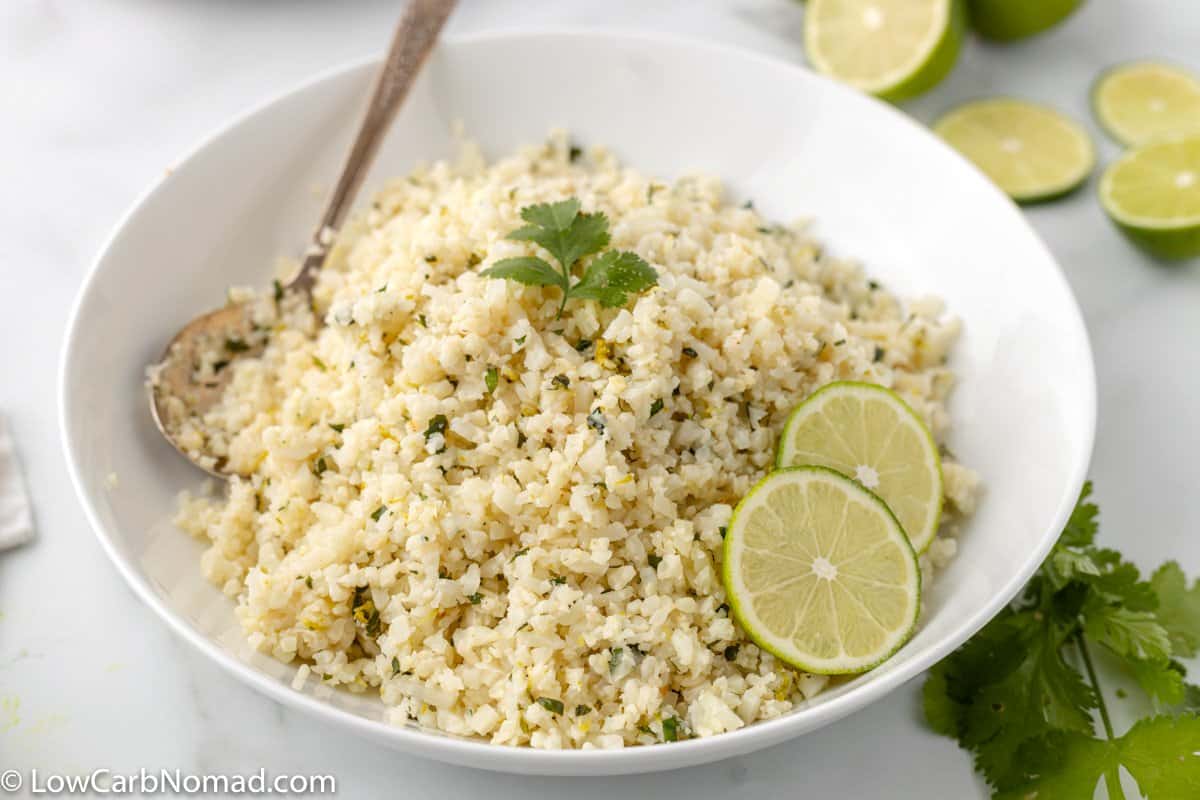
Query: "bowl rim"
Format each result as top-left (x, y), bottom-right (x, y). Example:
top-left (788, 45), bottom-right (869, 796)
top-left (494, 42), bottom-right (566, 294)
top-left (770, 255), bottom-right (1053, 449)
top-left (58, 28), bottom-right (1097, 773)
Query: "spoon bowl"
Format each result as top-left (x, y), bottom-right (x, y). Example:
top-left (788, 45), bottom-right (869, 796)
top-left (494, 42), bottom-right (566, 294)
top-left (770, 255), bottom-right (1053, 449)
top-left (145, 0), bottom-right (457, 477)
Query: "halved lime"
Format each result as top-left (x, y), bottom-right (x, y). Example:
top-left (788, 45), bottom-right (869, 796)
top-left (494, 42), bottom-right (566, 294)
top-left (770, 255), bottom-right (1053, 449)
top-left (933, 98), bottom-right (1095, 203)
top-left (777, 382), bottom-right (942, 553)
top-left (1099, 135), bottom-right (1200, 260)
top-left (804, 0), bottom-right (965, 102)
top-left (1092, 61), bottom-right (1200, 146)
top-left (723, 466), bottom-right (921, 674)
top-left (966, 0), bottom-right (1083, 41)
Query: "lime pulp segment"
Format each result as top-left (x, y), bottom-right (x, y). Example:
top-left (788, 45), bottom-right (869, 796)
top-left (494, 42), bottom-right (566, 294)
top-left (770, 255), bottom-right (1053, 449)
top-left (1092, 61), bottom-right (1200, 146)
top-left (1100, 135), bottom-right (1200, 260)
top-left (934, 98), bottom-right (1096, 203)
top-left (776, 381), bottom-right (943, 553)
top-left (803, 0), bottom-right (965, 102)
top-left (722, 467), bottom-right (921, 675)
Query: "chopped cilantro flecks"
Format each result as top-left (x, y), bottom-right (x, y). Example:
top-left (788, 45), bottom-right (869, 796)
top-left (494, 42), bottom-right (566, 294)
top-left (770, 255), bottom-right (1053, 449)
top-left (550, 575), bottom-right (567, 586)
top-left (467, 252), bottom-right (483, 268)
top-left (391, 656), bottom-right (402, 676)
top-left (515, 335), bottom-right (527, 347)
top-left (568, 145), bottom-right (583, 162)
top-left (467, 592), bottom-right (483, 605)
top-left (575, 705), bottom-right (592, 716)
top-left (305, 576), bottom-right (314, 589)
top-left (834, 339), bottom-right (847, 346)
top-left (536, 697), bottom-right (564, 715)
top-left (718, 526), bottom-right (727, 539)
top-left (874, 345), bottom-right (886, 362)
top-left (424, 414), bottom-right (449, 452)
top-left (551, 374), bottom-right (571, 390)
top-left (724, 645), bottom-right (740, 662)
top-left (662, 716), bottom-right (679, 742)
top-left (609, 647), bottom-right (623, 675)
top-left (313, 456), bottom-right (328, 476)
top-left (329, 423), bottom-right (345, 433)
top-left (273, 279), bottom-right (284, 302)
top-left (485, 366), bottom-right (499, 394)
top-left (516, 429), bottom-right (528, 448)
top-left (649, 398), bottom-right (665, 418)
top-left (312, 356), bottom-right (327, 371)
top-left (351, 586), bottom-right (381, 638)
top-left (425, 255), bottom-right (438, 263)
top-left (513, 548), bottom-right (529, 560)
top-left (418, 314), bottom-right (428, 328)
top-left (682, 346), bottom-right (698, 358)
top-left (370, 505), bottom-right (387, 522)
top-left (648, 555), bottom-right (662, 569)
top-left (574, 338), bottom-right (593, 353)
top-left (587, 410), bottom-right (606, 434)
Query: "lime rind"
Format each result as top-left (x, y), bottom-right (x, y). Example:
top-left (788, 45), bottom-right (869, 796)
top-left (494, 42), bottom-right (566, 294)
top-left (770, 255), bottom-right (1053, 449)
top-left (722, 466), bottom-right (921, 675)
top-left (966, 0), bottom-right (1084, 41)
top-left (1091, 61), bottom-right (1200, 147)
top-left (804, 0), bottom-right (966, 103)
top-left (776, 381), bottom-right (943, 553)
top-left (933, 98), bottom-right (1096, 204)
top-left (1099, 135), bottom-right (1200, 261)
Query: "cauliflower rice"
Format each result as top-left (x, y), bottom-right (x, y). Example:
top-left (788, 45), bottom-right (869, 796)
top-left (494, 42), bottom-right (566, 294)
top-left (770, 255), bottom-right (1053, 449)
top-left (175, 132), bottom-right (979, 749)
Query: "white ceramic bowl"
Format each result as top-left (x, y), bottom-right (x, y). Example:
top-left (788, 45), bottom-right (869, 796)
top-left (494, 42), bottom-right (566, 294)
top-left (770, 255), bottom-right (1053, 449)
top-left (60, 31), bottom-right (1095, 775)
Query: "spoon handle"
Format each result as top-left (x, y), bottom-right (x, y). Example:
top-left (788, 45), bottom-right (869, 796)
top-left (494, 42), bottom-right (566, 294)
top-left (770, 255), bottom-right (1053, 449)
top-left (293, 0), bottom-right (458, 290)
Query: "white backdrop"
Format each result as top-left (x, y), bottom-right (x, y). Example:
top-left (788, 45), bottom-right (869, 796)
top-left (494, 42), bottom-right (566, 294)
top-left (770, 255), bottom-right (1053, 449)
top-left (2, 1), bottom-right (1198, 797)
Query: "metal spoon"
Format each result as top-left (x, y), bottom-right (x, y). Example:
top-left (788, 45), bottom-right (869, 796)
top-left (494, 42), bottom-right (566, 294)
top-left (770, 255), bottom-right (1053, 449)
top-left (148, 0), bottom-right (457, 479)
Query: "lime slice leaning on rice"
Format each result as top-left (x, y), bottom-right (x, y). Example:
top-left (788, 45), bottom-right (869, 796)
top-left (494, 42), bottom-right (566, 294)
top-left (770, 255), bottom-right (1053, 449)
top-left (933, 98), bottom-right (1095, 203)
top-left (1099, 135), bottom-right (1200, 260)
top-left (723, 467), bottom-right (921, 674)
top-left (803, 0), bottom-right (965, 102)
top-left (777, 381), bottom-right (942, 553)
top-left (1092, 61), bottom-right (1200, 146)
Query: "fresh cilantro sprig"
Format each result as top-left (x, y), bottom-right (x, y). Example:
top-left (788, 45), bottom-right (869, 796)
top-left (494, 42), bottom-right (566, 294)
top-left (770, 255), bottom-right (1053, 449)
top-left (481, 198), bottom-right (657, 318)
top-left (925, 483), bottom-right (1200, 798)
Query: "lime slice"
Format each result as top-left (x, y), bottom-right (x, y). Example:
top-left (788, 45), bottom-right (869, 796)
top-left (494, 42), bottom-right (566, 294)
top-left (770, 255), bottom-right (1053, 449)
top-left (804, 0), bottom-right (965, 102)
top-left (723, 466), bottom-right (921, 674)
top-left (933, 98), bottom-right (1096, 203)
top-left (777, 382), bottom-right (942, 553)
top-left (1092, 61), bottom-right (1200, 146)
top-left (1099, 135), bottom-right (1200, 261)
top-left (966, 0), bottom-right (1083, 41)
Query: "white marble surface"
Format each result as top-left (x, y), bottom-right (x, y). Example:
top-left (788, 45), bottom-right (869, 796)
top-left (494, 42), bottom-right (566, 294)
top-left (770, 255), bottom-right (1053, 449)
top-left (2, 0), bottom-right (1198, 796)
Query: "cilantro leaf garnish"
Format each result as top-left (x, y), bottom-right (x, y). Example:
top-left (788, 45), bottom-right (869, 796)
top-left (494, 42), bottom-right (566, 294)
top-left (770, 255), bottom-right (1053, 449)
top-left (507, 198), bottom-right (610, 271)
top-left (481, 198), bottom-right (657, 318)
top-left (480, 256), bottom-right (566, 292)
top-left (1149, 561), bottom-right (1200, 658)
top-left (925, 481), bottom-right (1200, 798)
top-left (568, 250), bottom-right (660, 309)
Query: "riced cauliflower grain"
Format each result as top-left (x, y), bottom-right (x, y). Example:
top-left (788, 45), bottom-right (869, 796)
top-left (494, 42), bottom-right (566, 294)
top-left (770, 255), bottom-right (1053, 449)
top-left (174, 132), bottom-right (978, 748)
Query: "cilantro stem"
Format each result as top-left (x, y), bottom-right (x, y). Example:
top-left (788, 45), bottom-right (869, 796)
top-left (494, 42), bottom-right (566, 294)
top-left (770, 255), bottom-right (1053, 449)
top-left (1076, 632), bottom-right (1126, 800)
